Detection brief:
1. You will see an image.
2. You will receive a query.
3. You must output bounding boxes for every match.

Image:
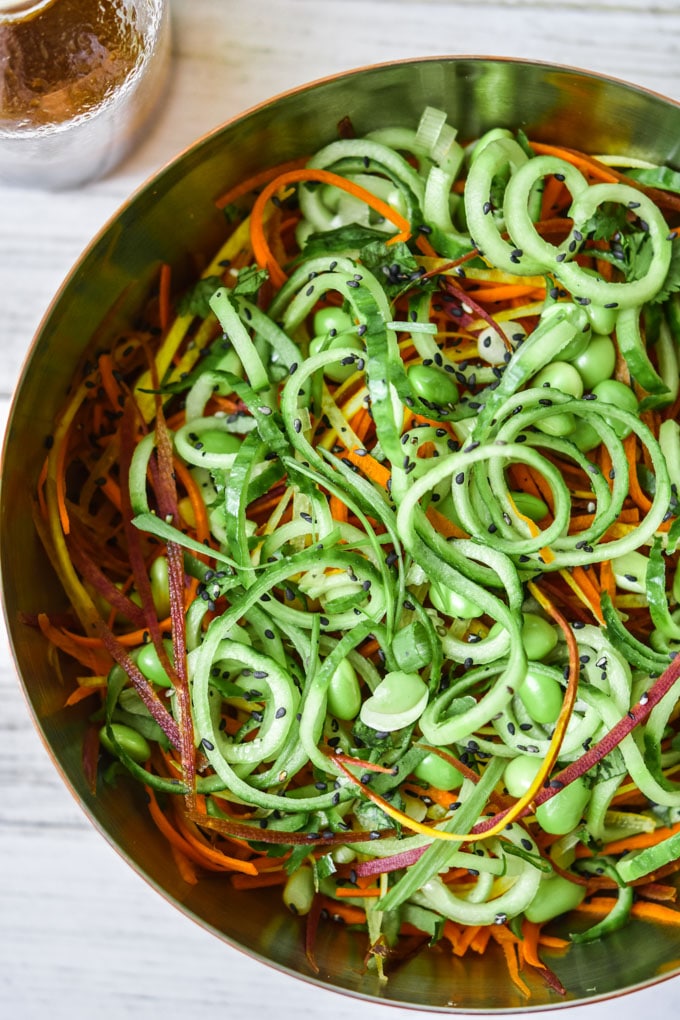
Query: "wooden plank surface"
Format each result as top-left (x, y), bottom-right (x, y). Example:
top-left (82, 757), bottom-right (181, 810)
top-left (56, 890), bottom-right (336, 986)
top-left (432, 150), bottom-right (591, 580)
top-left (2, 1), bottom-right (680, 1016)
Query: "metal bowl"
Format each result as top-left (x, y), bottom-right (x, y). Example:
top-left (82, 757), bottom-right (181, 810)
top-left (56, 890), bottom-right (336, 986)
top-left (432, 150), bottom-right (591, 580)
top-left (4, 56), bottom-right (680, 1012)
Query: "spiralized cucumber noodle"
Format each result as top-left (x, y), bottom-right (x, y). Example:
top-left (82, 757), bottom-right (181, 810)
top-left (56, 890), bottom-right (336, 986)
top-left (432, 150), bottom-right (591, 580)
top-left (35, 106), bottom-right (680, 995)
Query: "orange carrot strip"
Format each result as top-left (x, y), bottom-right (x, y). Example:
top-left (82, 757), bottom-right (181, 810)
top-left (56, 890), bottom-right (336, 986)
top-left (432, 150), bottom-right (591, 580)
top-left (462, 284), bottom-right (545, 304)
top-left (64, 682), bottom-right (106, 706)
top-left (319, 898), bottom-right (367, 926)
top-left (425, 505), bottom-right (468, 539)
top-left (451, 924), bottom-right (482, 957)
top-left (344, 446), bottom-right (391, 488)
top-left (470, 926), bottom-right (492, 955)
top-left (97, 353), bottom-right (125, 411)
top-left (529, 143), bottom-right (620, 183)
top-left (54, 415), bottom-right (72, 535)
top-left (165, 801), bottom-right (258, 875)
top-left (250, 169), bottom-right (412, 287)
top-left (215, 156), bottom-right (309, 209)
top-left (491, 928), bottom-right (531, 996)
top-left (173, 458), bottom-right (211, 545)
top-left (575, 897), bottom-right (680, 926)
top-left (520, 921), bottom-right (546, 970)
top-left (600, 820), bottom-right (680, 856)
top-left (169, 844), bottom-right (199, 885)
top-left (630, 902), bottom-right (680, 924)
top-left (624, 432), bottom-right (653, 513)
top-left (329, 494), bottom-right (349, 523)
top-left (37, 614), bottom-right (112, 674)
top-left (335, 886), bottom-right (382, 898)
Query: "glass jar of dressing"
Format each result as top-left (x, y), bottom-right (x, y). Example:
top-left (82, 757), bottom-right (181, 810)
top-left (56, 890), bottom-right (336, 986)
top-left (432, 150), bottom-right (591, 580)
top-left (0, 0), bottom-right (171, 189)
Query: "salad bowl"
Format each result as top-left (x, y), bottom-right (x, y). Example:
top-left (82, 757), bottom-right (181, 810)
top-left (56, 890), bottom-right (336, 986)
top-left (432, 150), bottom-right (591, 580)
top-left (4, 56), bottom-right (680, 1011)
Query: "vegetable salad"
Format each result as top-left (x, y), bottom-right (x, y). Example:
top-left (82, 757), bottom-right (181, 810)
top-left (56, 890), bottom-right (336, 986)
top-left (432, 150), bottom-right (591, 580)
top-left (36, 106), bottom-right (680, 996)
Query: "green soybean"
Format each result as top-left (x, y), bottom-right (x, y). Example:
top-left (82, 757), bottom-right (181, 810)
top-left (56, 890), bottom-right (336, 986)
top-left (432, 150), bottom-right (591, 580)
top-left (327, 658), bottom-right (362, 720)
top-left (510, 491), bottom-right (549, 523)
top-left (100, 723), bottom-right (151, 763)
top-left (430, 581), bottom-right (482, 619)
top-left (359, 670), bottom-right (429, 732)
top-left (309, 330), bottom-right (362, 382)
top-left (524, 874), bottom-right (587, 924)
top-left (535, 777), bottom-right (590, 835)
top-left (521, 612), bottom-right (558, 661)
top-left (504, 754), bottom-right (541, 797)
top-left (313, 306), bottom-right (354, 336)
top-left (137, 638), bottom-right (174, 687)
top-left (414, 749), bottom-right (464, 790)
top-left (518, 665), bottom-right (564, 724)
top-left (283, 865), bottom-right (315, 915)
top-left (149, 555), bottom-right (170, 619)
top-left (591, 378), bottom-right (638, 438)
top-left (531, 361), bottom-right (584, 398)
top-left (571, 334), bottom-right (616, 388)
top-left (408, 362), bottom-right (459, 407)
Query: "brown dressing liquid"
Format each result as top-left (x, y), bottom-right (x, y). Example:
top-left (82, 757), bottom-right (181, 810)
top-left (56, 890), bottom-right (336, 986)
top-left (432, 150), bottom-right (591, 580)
top-left (0, 0), bottom-right (144, 129)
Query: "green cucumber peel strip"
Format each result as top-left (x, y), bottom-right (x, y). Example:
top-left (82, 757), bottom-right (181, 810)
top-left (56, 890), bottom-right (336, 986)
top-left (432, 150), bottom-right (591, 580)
top-left (209, 287), bottom-right (271, 393)
top-left (377, 757), bottom-right (506, 913)
top-left (570, 859), bottom-right (633, 943)
top-left (616, 827), bottom-right (680, 883)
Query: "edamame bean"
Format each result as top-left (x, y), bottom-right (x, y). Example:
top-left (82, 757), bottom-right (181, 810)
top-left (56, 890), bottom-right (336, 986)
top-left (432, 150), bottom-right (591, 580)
top-left (591, 378), bottom-right (638, 438)
top-left (585, 304), bottom-right (618, 336)
top-left (518, 665), bottom-right (564, 724)
top-left (531, 361), bottom-right (584, 398)
top-left (571, 334), bottom-right (616, 389)
top-left (149, 555), bottom-right (170, 619)
top-left (309, 330), bottom-right (362, 382)
top-left (99, 723), bottom-right (151, 763)
top-left (509, 491), bottom-right (549, 523)
top-left (524, 874), bottom-right (586, 924)
top-left (137, 638), bottom-right (174, 687)
top-left (408, 363), bottom-right (459, 407)
top-left (477, 320), bottom-right (526, 365)
top-left (327, 658), bottom-right (362, 720)
top-left (570, 418), bottom-right (601, 452)
top-left (505, 757), bottom-right (590, 834)
top-left (283, 865), bottom-right (315, 915)
top-left (504, 754), bottom-right (541, 797)
top-left (197, 429), bottom-right (242, 455)
top-left (313, 306), bottom-right (354, 336)
top-left (430, 581), bottom-right (482, 619)
top-left (610, 550), bottom-right (649, 595)
top-left (521, 612), bottom-right (558, 661)
top-left (359, 670), bottom-right (429, 732)
top-left (535, 777), bottom-right (590, 835)
top-left (414, 749), bottom-right (463, 790)
top-left (535, 411), bottom-right (576, 438)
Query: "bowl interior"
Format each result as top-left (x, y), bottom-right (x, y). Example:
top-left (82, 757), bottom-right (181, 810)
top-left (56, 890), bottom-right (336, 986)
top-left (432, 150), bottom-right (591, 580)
top-left (4, 56), bottom-right (680, 1012)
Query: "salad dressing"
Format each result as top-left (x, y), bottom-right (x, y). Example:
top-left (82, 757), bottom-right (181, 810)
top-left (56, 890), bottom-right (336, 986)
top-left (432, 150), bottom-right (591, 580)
top-left (0, 0), bottom-right (170, 188)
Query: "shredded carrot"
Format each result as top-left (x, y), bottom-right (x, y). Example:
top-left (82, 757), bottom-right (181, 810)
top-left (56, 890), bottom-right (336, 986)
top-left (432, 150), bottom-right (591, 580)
top-left (214, 156), bottom-right (309, 209)
top-left (519, 920), bottom-right (546, 970)
top-left (600, 820), bottom-right (680, 856)
top-left (335, 886), bottom-right (383, 898)
top-left (529, 142), bottom-right (620, 183)
top-left (575, 897), bottom-right (680, 926)
top-left (250, 168), bottom-right (412, 287)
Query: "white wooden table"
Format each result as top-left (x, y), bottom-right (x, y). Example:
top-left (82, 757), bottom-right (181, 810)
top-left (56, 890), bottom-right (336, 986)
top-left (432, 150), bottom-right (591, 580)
top-left (3, 1), bottom-right (680, 1017)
